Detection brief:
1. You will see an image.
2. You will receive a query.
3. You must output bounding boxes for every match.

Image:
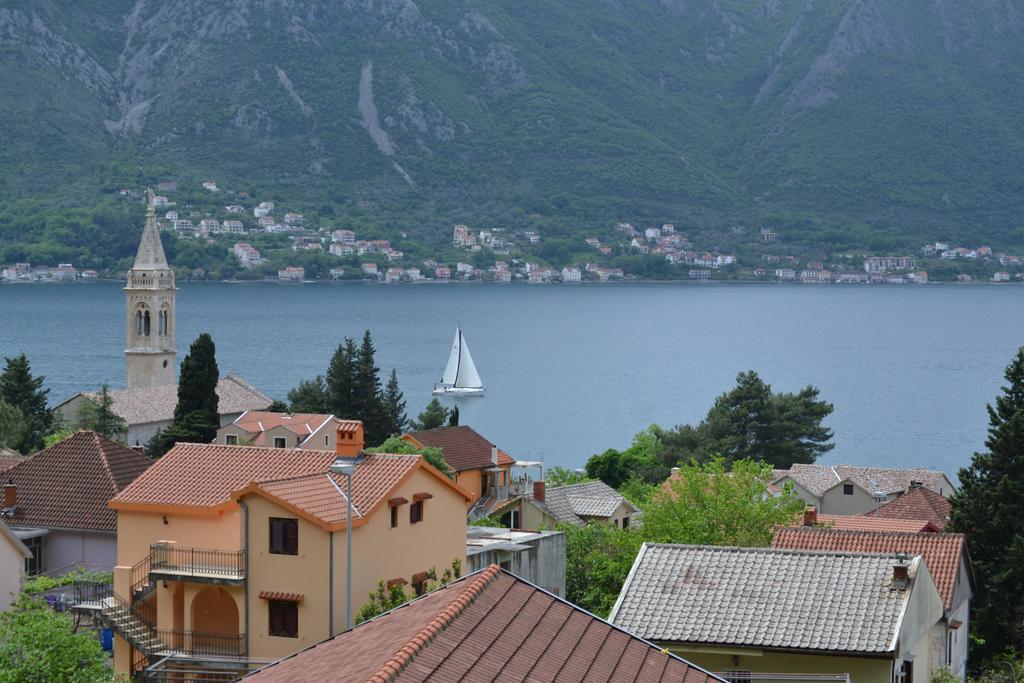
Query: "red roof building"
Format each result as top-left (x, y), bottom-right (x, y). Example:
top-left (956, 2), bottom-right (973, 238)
top-left (243, 565), bottom-right (722, 683)
top-left (865, 485), bottom-right (952, 530)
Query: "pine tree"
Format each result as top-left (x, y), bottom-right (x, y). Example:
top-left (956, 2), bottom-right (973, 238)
top-left (380, 369), bottom-right (407, 438)
top-left (0, 354), bottom-right (52, 453)
top-left (949, 347), bottom-right (1024, 666)
top-left (0, 399), bottom-right (25, 451)
top-left (287, 376), bottom-right (329, 413)
top-left (448, 405), bottom-right (459, 427)
top-left (326, 339), bottom-right (357, 417)
top-left (352, 331), bottom-right (386, 444)
top-left (411, 399), bottom-right (449, 431)
top-left (91, 385), bottom-right (128, 440)
top-left (150, 334), bottom-right (220, 457)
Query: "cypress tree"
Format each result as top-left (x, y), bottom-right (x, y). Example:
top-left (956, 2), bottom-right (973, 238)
top-left (448, 405), bottom-right (459, 427)
top-left (380, 369), bottom-right (407, 438)
top-left (150, 333), bottom-right (220, 457)
top-left (950, 346), bottom-right (1024, 666)
top-left (352, 331), bottom-right (386, 444)
top-left (326, 339), bottom-right (357, 417)
top-left (0, 354), bottom-right (51, 453)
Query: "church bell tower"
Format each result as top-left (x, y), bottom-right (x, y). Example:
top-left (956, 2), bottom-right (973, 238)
top-left (125, 191), bottom-right (177, 388)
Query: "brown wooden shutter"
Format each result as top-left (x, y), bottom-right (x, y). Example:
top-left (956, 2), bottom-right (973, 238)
top-left (269, 601), bottom-right (283, 635)
top-left (284, 519), bottom-right (298, 555)
top-left (269, 519), bottom-right (284, 554)
top-left (284, 602), bottom-right (298, 637)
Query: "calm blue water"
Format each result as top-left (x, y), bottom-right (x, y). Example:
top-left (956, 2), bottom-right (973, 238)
top-left (2, 281), bottom-right (1022, 477)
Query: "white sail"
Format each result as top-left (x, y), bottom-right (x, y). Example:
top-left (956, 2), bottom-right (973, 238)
top-left (440, 327), bottom-right (461, 385)
top-left (454, 330), bottom-right (483, 389)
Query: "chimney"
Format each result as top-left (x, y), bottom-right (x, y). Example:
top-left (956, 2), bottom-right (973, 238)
top-left (533, 480), bottom-right (545, 503)
top-left (3, 483), bottom-right (15, 509)
top-left (802, 506), bottom-right (817, 527)
top-left (892, 562), bottom-right (910, 588)
top-left (908, 480), bottom-right (923, 489)
top-left (491, 446), bottom-right (498, 466)
top-left (335, 420), bottom-right (365, 458)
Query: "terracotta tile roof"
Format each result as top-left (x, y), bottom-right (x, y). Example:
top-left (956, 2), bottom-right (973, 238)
top-left (78, 374), bottom-right (271, 426)
top-left (3, 431), bottom-right (152, 531)
top-left (610, 544), bottom-right (920, 653)
top-left (259, 591), bottom-right (304, 602)
top-left (405, 426), bottom-right (514, 472)
top-left (243, 566), bottom-right (722, 683)
top-left (0, 451), bottom-right (26, 474)
top-left (337, 420), bottom-right (362, 433)
top-left (111, 443), bottom-right (337, 510)
top-left (231, 411), bottom-right (335, 446)
top-left (865, 486), bottom-right (952, 529)
top-left (772, 527), bottom-right (968, 609)
top-left (811, 514), bottom-right (940, 533)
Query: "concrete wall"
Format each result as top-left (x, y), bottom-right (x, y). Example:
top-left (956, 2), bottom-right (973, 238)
top-left (946, 560), bottom-right (972, 679)
top-left (820, 482), bottom-right (889, 515)
top-left (0, 533), bottom-right (25, 611)
top-left (45, 529), bottom-right (117, 573)
top-left (466, 530), bottom-right (566, 597)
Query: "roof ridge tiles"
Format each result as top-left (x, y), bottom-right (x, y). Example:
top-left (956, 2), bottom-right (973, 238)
top-left (366, 564), bottom-right (503, 682)
top-left (644, 542), bottom-right (920, 560)
top-left (89, 431), bottom-right (120, 493)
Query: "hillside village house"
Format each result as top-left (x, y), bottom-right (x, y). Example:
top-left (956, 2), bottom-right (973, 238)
top-left (0, 520), bottom-right (30, 611)
top-left (465, 526), bottom-right (566, 597)
top-left (865, 485), bottom-right (953, 530)
top-left (0, 432), bottom-right (151, 575)
top-left (216, 412), bottom-right (363, 452)
top-left (773, 527), bottom-right (974, 678)
top-left (772, 464), bottom-right (955, 515)
top-left (793, 507), bottom-right (942, 533)
top-left (493, 479), bottom-right (639, 530)
top-left (403, 426), bottom-right (514, 518)
top-left (611, 544), bottom-right (946, 682)
top-left (105, 432), bottom-right (473, 679)
top-left (54, 375), bottom-right (273, 448)
top-left (243, 565), bottom-right (722, 683)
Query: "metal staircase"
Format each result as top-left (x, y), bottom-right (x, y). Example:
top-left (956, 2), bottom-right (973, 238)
top-left (98, 592), bottom-right (165, 658)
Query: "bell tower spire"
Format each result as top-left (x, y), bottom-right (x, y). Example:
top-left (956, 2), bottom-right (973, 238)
top-left (125, 190), bottom-right (177, 388)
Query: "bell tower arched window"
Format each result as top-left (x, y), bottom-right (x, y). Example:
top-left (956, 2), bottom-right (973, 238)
top-left (143, 310), bottom-right (151, 336)
top-left (135, 310), bottom-right (143, 337)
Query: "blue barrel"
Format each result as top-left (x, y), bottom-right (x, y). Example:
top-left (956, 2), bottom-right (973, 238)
top-left (100, 629), bottom-right (113, 652)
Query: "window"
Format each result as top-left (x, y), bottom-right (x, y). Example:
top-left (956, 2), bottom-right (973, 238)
top-left (135, 310), bottom-right (143, 336)
top-left (273, 436), bottom-right (287, 448)
top-left (622, 516), bottom-right (630, 528)
top-left (225, 434), bottom-right (238, 445)
top-left (268, 600), bottom-right (298, 638)
top-left (325, 435), bottom-right (329, 447)
top-left (23, 535), bottom-right (44, 575)
top-left (143, 310), bottom-right (151, 336)
top-left (410, 501), bottom-right (423, 524)
top-left (391, 506), bottom-right (398, 529)
top-left (269, 518), bottom-right (298, 555)
top-left (843, 484), bottom-right (854, 495)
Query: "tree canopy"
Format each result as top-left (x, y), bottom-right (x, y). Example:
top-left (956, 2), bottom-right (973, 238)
top-left (0, 399), bottom-right (25, 452)
top-left (71, 384), bottom-right (127, 440)
top-left (411, 398), bottom-right (450, 432)
top-left (147, 333), bottom-right (220, 457)
top-left (0, 354), bottom-right (52, 453)
top-left (367, 435), bottom-right (453, 480)
top-left (949, 346), bottom-right (1024, 668)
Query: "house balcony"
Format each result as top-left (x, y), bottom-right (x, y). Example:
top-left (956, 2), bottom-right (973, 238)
top-left (148, 544), bottom-right (246, 586)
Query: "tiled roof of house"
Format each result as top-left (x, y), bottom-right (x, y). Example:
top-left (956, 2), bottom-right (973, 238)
top-left (538, 480), bottom-right (638, 526)
top-left (112, 443), bottom-right (337, 510)
top-left (231, 411), bottom-right (335, 445)
top-left (811, 514), bottom-right (940, 533)
top-left (405, 426), bottom-right (514, 472)
top-left (82, 374), bottom-right (271, 426)
top-left (774, 463), bottom-right (952, 497)
top-left (3, 431), bottom-right (152, 531)
top-left (609, 543), bottom-right (917, 653)
top-left (865, 487), bottom-right (952, 529)
top-left (772, 527), bottom-right (968, 609)
top-left (0, 448), bottom-right (26, 474)
top-left (113, 444), bottom-right (472, 522)
top-left (244, 565), bottom-right (722, 683)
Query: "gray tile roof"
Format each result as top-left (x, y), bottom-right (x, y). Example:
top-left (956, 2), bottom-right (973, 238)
top-left (539, 480), bottom-right (637, 526)
top-left (776, 463), bottom-right (952, 497)
top-left (609, 543), bottom-right (917, 653)
top-left (83, 374), bottom-right (271, 426)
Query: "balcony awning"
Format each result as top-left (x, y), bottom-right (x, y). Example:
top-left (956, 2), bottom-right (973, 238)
top-left (258, 591), bottom-right (304, 603)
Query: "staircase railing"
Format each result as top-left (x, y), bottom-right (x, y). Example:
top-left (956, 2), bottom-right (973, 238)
top-left (131, 550), bottom-right (155, 601)
top-left (98, 591), bottom-right (164, 658)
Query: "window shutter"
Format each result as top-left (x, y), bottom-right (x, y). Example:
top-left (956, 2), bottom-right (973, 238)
top-left (269, 602), bottom-right (283, 635)
top-left (285, 603), bottom-right (298, 637)
top-left (270, 520), bottom-right (284, 554)
top-left (284, 520), bottom-right (298, 555)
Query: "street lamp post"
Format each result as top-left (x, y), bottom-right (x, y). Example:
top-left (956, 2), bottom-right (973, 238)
top-left (329, 460), bottom-right (357, 631)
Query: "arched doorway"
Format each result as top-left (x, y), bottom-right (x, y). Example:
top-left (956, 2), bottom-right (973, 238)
top-left (190, 586), bottom-right (240, 654)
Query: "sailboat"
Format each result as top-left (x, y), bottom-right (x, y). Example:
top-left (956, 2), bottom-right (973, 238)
top-left (432, 326), bottom-right (485, 396)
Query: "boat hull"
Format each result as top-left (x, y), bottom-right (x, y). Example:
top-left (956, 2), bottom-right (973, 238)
top-left (432, 386), bottom-right (485, 397)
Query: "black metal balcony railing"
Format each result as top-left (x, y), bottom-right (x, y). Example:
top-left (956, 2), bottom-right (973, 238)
top-left (156, 630), bottom-right (245, 658)
top-left (72, 579), bottom-right (112, 608)
top-left (150, 545), bottom-right (245, 580)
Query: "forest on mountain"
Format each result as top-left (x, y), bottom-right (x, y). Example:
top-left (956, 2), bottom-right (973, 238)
top-left (2, 0), bottom-right (1024, 264)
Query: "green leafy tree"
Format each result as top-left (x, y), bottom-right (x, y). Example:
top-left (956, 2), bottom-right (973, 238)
top-left (73, 384), bottom-right (127, 440)
top-left (0, 399), bottom-right (25, 452)
top-left (326, 339), bottom-right (358, 418)
top-left (367, 435), bottom-right (453, 479)
top-left (287, 376), bottom-right (329, 413)
top-left (0, 594), bottom-right (115, 682)
top-left (411, 398), bottom-right (449, 431)
top-left (585, 427), bottom-right (668, 488)
top-left (546, 466), bottom-right (588, 487)
top-left (149, 334), bottom-right (220, 457)
top-left (642, 457), bottom-right (805, 546)
top-left (562, 522), bottom-right (643, 617)
top-left (0, 354), bottom-right (52, 453)
top-left (949, 347), bottom-right (1024, 667)
top-left (380, 369), bottom-right (407, 438)
top-left (266, 399), bottom-right (289, 413)
top-left (355, 580), bottom-right (409, 624)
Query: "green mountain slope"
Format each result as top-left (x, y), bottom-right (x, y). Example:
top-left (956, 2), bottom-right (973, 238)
top-left (1, 0), bottom-right (1023, 248)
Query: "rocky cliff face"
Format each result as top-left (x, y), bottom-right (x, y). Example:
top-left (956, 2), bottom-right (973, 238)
top-left (2, 0), bottom-right (1022, 236)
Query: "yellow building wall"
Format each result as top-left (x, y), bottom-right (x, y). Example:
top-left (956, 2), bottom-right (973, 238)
top-left (671, 647), bottom-right (893, 682)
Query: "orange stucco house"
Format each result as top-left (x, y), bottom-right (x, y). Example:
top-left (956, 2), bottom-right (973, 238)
top-left (105, 424), bottom-right (473, 679)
